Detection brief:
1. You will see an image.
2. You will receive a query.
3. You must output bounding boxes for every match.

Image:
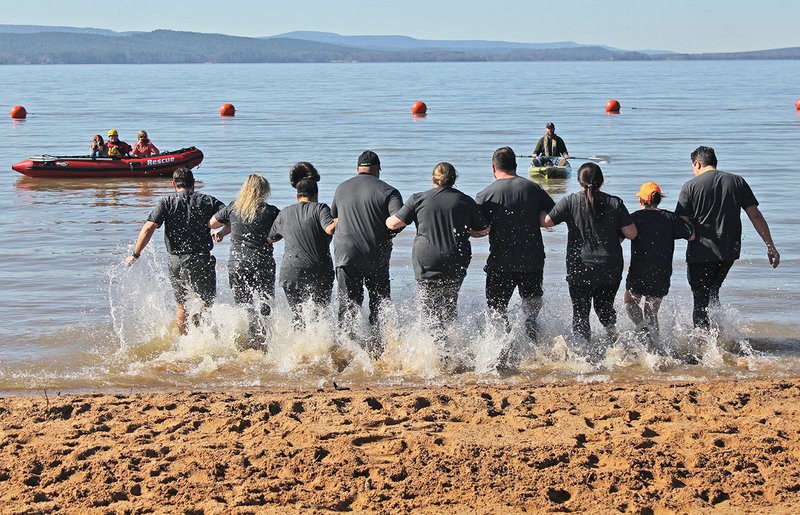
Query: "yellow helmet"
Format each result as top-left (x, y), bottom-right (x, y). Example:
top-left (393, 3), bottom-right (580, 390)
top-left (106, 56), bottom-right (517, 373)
top-left (108, 129), bottom-right (118, 136)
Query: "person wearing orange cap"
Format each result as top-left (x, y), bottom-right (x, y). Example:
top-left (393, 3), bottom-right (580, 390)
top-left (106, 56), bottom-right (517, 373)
top-left (623, 182), bottom-right (694, 346)
top-left (106, 129), bottom-right (132, 157)
top-left (676, 146), bottom-right (780, 330)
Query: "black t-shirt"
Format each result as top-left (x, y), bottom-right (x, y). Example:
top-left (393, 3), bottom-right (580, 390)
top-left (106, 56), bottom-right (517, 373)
top-left (475, 176), bottom-right (555, 273)
top-left (395, 186), bottom-right (488, 281)
top-left (675, 169), bottom-right (758, 263)
top-left (214, 201), bottom-right (280, 263)
top-left (330, 174), bottom-right (403, 267)
top-left (548, 190), bottom-right (633, 283)
top-left (147, 190), bottom-right (225, 255)
top-left (268, 201), bottom-right (334, 284)
top-left (628, 209), bottom-right (693, 283)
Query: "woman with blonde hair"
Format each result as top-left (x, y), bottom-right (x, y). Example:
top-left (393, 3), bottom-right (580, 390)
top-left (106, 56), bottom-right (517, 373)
top-left (386, 162), bottom-right (489, 344)
top-left (210, 174), bottom-right (280, 347)
top-left (131, 130), bottom-right (159, 157)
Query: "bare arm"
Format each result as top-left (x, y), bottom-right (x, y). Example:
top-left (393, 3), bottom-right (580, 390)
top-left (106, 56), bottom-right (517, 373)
top-left (125, 221), bottom-right (158, 266)
top-left (386, 215), bottom-right (407, 231)
top-left (621, 223), bottom-right (638, 240)
top-left (745, 205), bottom-right (780, 268)
top-left (208, 215), bottom-right (224, 229)
top-left (470, 226), bottom-right (490, 238)
top-left (324, 218), bottom-right (338, 236)
top-left (541, 213), bottom-right (555, 228)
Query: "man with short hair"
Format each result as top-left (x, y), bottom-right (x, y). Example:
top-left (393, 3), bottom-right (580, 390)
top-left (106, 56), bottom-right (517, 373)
top-left (125, 167), bottom-right (225, 334)
top-left (676, 146), bottom-right (780, 329)
top-left (331, 150), bottom-right (403, 357)
top-left (476, 147), bottom-right (555, 361)
top-left (533, 122), bottom-right (569, 167)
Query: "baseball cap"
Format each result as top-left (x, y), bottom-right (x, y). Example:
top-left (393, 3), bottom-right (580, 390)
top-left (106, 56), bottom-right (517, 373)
top-left (636, 182), bottom-right (662, 202)
top-left (545, 122), bottom-right (555, 130)
top-left (108, 129), bottom-right (118, 136)
top-left (357, 150), bottom-right (380, 168)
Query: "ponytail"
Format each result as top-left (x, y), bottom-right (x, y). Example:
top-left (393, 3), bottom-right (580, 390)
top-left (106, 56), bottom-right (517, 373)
top-left (578, 162), bottom-right (605, 219)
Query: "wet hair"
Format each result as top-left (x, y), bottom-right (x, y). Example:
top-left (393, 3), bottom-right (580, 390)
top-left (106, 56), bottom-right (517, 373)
top-left (289, 162), bottom-right (320, 188)
top-left (296, 177), bottom-right (319, 199)
top-left (173, 167), bottom-right (195, 189)
top-left (233, 174), bottom-right (270, 223)
top-left (641, 192), bottom-right (663, 208)
top-left (691, 146), bottom-right (717, 168)
top-left (578, 162), bottom-right (605, 218)
top-left (492, 147), bottom-right (517, 172)
top-left (432, 162), bottom-right (457, 188)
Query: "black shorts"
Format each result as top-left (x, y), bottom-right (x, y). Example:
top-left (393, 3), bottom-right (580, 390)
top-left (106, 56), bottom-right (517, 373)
top-left (625, 275), bottom-right (670, 298)
top-left (485, 266), bottom-right (544, 312)
top-left (168, 254), bottom-right (216, 305)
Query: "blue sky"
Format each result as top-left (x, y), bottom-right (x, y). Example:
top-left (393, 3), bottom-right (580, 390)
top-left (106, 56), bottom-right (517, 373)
top-left (5, 0), bottom-right (798, 53)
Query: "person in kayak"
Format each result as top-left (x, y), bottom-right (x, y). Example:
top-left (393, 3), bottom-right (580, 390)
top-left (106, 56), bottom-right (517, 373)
top-left (386, 162), bottom-right (489, 346)
top-left (89, 134), bottom-right (107, 157)
top-left (131, 130), bottom-right (160, 157)
top-left (106, 129), bottom-right (132, 157)
top-left (125, 167), bottom-right (225, 335)
top-left (269, 176), bottom-right (336, 329)
top-left (542, 163), bottom-right (638, 358)
top-left (209, 174), bottom-right (280, 348)
top-left (623, 182), bottom-right (694, 346)
top-left (532, 122), bottom-right (569, 167)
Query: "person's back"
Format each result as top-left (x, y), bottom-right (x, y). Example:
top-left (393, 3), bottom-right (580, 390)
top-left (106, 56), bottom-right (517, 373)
top-left (217, 201), bottom-right (279, 264)
top-left (476, 175), bottom-right (554, 273)
top-left (676, 169), bottom-right (756, 262)
top-left (332, 173), bottom-right (402, 267)
top-left (551, 190), bottom-right (631, 281)
top-left (151, 190), bottom-right (223, 255)
top-left (401, 186), bottom-right (484, 281)
top-left (628, 208), bottom-right (692, 296)
top-left (273, 201), bottom-right (333, 275)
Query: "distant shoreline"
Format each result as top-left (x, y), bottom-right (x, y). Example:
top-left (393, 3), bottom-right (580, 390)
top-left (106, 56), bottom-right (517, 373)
top-left (1, 29), bottom-right (798, 65)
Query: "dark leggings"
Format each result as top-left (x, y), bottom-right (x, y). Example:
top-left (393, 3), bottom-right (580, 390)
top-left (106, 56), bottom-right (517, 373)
top-left (568, 282), bottom-right (620, 341)
top-left (687, 261), bottom-right (734, 328)
top-left (418, 278), bottom-right (464, 340)
top-left (229, 260), bottom-right (275, 340)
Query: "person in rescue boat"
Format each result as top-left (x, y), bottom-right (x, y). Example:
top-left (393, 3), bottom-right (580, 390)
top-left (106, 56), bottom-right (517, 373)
top-left (131, 130), bottom-right (160, 157)
top-left (106, 129), bottom-right (132, 157)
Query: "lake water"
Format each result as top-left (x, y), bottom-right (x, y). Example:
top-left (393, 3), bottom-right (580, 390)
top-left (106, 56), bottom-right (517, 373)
top-left (1, 61), bottom-right (799, 392)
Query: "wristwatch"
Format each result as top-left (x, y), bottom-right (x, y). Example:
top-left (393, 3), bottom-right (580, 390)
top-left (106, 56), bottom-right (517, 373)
top-left (132, 252), bottom-right (141, 259)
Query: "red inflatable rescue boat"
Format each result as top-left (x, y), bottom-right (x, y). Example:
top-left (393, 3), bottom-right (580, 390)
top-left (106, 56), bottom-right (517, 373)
top-left (11, 147), bottom-right (203, 179)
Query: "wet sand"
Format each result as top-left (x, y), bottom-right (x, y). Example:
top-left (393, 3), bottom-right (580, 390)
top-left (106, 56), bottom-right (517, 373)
top-left (1, 379), bottom-right (799, 513)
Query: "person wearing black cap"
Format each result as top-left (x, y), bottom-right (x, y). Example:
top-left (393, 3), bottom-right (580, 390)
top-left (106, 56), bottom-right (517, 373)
top-left (533, 122), bottom-right (569, 167)
top-left (331, 150), bottom-right (403, 358)
top-left (125, 167), bottom-right (225, 335)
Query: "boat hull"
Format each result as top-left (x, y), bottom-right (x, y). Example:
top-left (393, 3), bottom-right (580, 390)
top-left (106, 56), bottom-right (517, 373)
top-left (528, 160), bottom-right (571, 179)
top-left (11, 147), bottom-right (203, 179)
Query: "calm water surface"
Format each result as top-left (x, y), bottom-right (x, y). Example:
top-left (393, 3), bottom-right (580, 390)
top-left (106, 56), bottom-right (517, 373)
top-left (1, 61), bottom-right (798, 391)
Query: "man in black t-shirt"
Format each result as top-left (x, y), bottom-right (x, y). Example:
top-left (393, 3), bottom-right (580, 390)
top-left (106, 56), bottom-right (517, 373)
top-left (675, 146), bottom-right (780, 328)
top-left (125, 168), bottom-right (225, 334)
top-left (331, 151), bottom-right (403, 357)
top-left (475, 147), bottom-right (555, 348)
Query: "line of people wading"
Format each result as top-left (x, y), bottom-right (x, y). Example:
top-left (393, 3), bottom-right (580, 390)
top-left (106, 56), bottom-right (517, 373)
top-left (126, 146), bottom-right (780, 366)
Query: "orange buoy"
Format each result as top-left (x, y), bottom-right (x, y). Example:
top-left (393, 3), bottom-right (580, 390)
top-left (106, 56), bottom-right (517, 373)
top-left (10, 105), bottom-right (27, 119)
top-left (605, 99), bottom-right (621, 113)
top-left (219, 103), bottom-right (236, 117)
top-left (796, 99), bottom-right (800, 111)
top-left (411, 101), bottom-right (427, 115)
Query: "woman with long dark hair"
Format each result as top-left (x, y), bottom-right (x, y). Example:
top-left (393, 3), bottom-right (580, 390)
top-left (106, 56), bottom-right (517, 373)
top-left (543, 163), bottom-right (638, 350)
top-left (210, 174), bottom-right (280, 348)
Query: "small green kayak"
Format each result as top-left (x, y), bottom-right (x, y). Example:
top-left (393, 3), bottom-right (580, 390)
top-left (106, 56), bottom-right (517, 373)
top-left (528, 158), bottom-right (571, 179)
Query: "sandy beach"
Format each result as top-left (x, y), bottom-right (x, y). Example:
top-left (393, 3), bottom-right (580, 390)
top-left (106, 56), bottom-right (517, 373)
top-left (1, 379), bottom-right (798, 513)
